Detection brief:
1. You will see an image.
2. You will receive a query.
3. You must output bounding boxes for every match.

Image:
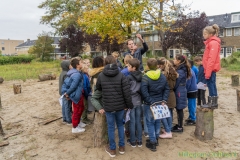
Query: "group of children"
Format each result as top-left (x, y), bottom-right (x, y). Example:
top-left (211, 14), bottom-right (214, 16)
top-left (58, 24), bottom-right (221, 157)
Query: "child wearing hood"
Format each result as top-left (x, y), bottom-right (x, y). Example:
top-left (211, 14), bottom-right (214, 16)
top-left (141, 58), bottom-right (170, 152)
top-left (59, 60), bottom-right (71, 124)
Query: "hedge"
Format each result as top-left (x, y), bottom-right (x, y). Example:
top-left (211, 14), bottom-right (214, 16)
top-left (0, 55), bottom-right (35, 65)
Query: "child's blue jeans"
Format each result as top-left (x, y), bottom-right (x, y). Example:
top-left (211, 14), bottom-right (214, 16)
top-left (129, 105), bottom-right (142, 143)
top-left (187, 98), bottom-right (196, 121)
top-left (206, 72), bottom-right (218, 96)
top-left (62, 96), bottom-right (72, 123)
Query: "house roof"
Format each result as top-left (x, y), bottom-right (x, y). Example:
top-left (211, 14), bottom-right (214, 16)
top-left (16, 37), bottom-right (61, 48)
top-left (207, 12), bottom-right (240, 28)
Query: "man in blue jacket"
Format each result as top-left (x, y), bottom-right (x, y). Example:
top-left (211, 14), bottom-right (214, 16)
top-left (123, 34), bottom-right (148, 72)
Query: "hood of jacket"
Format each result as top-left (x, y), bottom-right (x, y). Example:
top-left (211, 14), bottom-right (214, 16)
top-left (103, 64), bottom-right (119, 77)
top-left (146, 70), bottom-right (161, 80)
top-left (176, 63), bottom-right (187, 72)
top-left (67, 68), bottom-right (79, 77)
top-left (204, 36), bottom-right (221, 45)
top-left (89, 67), bottom-right (104, 77)
top-left (130, 70), bottom-right (142, 82)
top-left (61, 60), bottom-right (70, 71)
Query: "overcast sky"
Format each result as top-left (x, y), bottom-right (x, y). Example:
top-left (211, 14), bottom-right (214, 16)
top-left (0, 0), bottom-right (239, 41)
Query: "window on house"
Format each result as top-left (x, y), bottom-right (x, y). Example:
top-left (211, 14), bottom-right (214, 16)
top-left (2, 47), bottom-right (5, 50)
top-left (237, 48), bottom-right (240, 52)
top-left (1, 41), bottom-right (4, 45)
top-left (227, 48), bottom-right (232, 54)
top-left (219, 28), bottom-right (224, 37)
top-left (209, 18), bottom-right (214, 22)
top-left (220, 48), bottom-right (224, 55)
top-left (226, 28), bottom-right (232, 36)
top-left (232, 14), bottom-right (240, 23)
top-left (154, 35), bottom-right (158, 41)
top-left (234, 28), bottom-right (240, 36)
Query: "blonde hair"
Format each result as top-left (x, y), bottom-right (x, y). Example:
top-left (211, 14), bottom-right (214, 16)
top-left (204, 24), bottom-right (219, 36)
top-left (157, 58), bottom-right (173, 78)
top-left (124, 55), bottom-right (133, 64)
top-left (81, 64), bottom-right (89, 73)
top-left (111, 51), bottom-right (119, 58)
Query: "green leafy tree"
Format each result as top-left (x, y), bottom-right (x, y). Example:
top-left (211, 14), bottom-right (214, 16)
top-left (28, 32), bottom-right (55, 61)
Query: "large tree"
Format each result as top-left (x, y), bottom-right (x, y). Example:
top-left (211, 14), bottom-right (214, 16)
top-left (28, 32), bottom-right (55, 61)
top-left (163, 11), bottom-right (208, 56)
top-left (59, 25), bottom-right (85, 57)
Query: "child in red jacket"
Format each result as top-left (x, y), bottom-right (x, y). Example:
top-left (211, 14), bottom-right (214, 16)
top-left (201, 24), bottom-right (221, 109)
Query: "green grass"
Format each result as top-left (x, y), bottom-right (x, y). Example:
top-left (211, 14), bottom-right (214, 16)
top-left (0, 60), bottom-right (61, 81)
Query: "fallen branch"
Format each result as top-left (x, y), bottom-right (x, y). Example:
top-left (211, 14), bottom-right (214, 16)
top-left (0, 116), bottom-right (3, 120)
top-left (3, 130), bottom-right (23, 140)
top-left (38, 116), bottom-right (62, 125)
top-left (31, 116), bottom-right (44, 120)
top-left (0, 141), bottom-right (9, 147)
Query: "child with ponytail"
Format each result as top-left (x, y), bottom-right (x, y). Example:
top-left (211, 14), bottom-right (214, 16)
top-left (172, 54), bottom-right (191, 132)
top-left (158, 58), bottom-right (178, 138)
top-left (201, 24), bottom-right (221, 109)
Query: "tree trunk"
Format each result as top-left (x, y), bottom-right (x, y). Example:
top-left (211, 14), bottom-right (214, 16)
top-left (13, 84), bottom-right (21, 94)
top-left (0, 120), bottom-right (4, 136)
top-left (194, 107), bottom-right (214, 141)
top-left (38, 74), bottom-right (56, 81)
top-left (237, 89), bottom-right (240, 112)
top-left (231, 75), bottom-right (239, 86)
top-left (93, 112), bottom-right (108, 147)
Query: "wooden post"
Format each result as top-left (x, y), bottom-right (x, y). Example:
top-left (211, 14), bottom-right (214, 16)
top-left (38, 74), bottom-right (56, 81)
top-left (237, 89), bottom-right (240, 112)
top-left (13, 84), bottom-right (21, 94)
top-left (231, 75), bottom-right (239, 86)
top-left (0, 77), bottom-right (3, 84)
top-left (194, 107), bottom-right (214, 141)
top-left (93, 113), bottom-right (108, 147)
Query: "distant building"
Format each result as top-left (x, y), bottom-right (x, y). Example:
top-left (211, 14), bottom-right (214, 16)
top-left (208, 12), bottom-right (240, 58)
top-left (0, 39), bottom-right (24, 55)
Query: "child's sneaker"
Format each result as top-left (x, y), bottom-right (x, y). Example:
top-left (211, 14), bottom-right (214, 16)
top-left (105, 146), bottom-right (116, 157)
top-left (72, 127), bottom-right (85, 133)
top-left (78, 121), bottom-right (87, 128)
top-left (137, 141), bottom-right (142, 147)
top-left (119, 146), bottom-right (125, 155)
top-left (66, 122), bottom-right (72, 126)
top-left (144, 133), bottom-right (149, 138)
top-left (184, 120), bottom-right (196, 126)
top-left (127, 139), bottom-right (136, 148)
top-left (159, 132), bottom-right (172, 139)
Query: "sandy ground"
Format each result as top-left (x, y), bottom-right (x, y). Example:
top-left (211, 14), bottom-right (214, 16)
top-left (0, 69), bottom-right (240, 160)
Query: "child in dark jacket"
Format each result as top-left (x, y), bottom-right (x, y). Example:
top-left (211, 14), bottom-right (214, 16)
top-left (126, 58), bottom-right (143, 148)
top-left (62, 58), bottom-right (85, 133)
top-left (172, 54), bottom-right (192, 133)
top-left (194, 56), bottom-right (207, 106)
top-left (185, 68), bottom-right (198, 126)
top-left (81, 65), bottom-right (92, 124)
top-left (59, 60), bottom-right (71, 124)
top-left (96, 55), bottom-right (133, 158)
top-left (141, 58), bottom-right (170, 152)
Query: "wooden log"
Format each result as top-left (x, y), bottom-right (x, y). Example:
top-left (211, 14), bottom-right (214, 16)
top-left (194, 107), bottom-right (214, 141)
top-left (231, 75), bottom-right (239, 86)
top-left (0, 94), bottom-right (2, 108)
top-left (93, 113), bottom-right (108, 147)
top-left (0, 141), bottom-right (9, 147)
top-left (38, 116), bottom-right (62, 125)
top-left (38, 73), bottom-right (56, 81)
top-left (0, 120), bottom-right (4, 136)
top-left (237, 89), bottom-right (240, 112)
top-left (13, 84), bottom-right (21, 94)
top-left (0, 77), bottom-right (4, 84)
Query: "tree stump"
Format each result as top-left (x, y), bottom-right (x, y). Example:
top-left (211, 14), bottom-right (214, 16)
top-left (0, 77), bottom-right (4, 84)
top-left (237, 89), bottom-right (240, 112)
top-left (93, 112), bottom-right (108, 147)
top-left (231, 75), bottom-right (239, 86)
top-left (194, 107), bottom-right (214, 141)
top-left (13, 84), bottom-right (21, 94)
top-left (38, 73), bottom-right (56, 81)
top-left (0, 120), bottom-right (4, 136)
top-left (0, 94), bottom-right (2, 108)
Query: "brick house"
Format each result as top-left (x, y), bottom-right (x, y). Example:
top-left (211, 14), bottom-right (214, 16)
top-left (208, 12), bottom-right (240, 58)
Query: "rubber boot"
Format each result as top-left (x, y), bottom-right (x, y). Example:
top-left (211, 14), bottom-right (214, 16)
top-left (211, 96), bottom-right (218, 109)
top-left (201, 96), bottom-right (212, 108)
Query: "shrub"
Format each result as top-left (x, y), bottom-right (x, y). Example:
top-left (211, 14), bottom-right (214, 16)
top-left (221, 58), bottom-right (228, 67)
top-left (0, 55), bottom-right (35, 65)
top-left (232, 51), bottom-right (240, 58)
